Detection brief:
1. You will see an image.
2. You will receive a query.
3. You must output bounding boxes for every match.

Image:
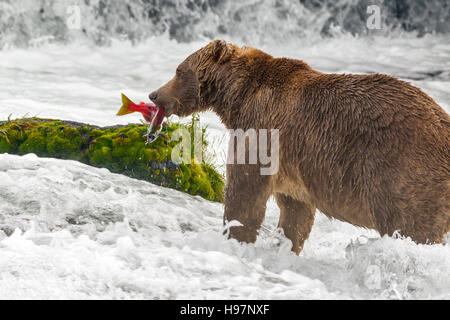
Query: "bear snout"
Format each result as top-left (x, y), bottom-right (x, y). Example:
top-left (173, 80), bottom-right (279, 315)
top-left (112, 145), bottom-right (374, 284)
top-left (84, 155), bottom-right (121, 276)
top-left (149, 91), bottom-right (158, 102)
top-left (149, 90), bottom-right (174, 115)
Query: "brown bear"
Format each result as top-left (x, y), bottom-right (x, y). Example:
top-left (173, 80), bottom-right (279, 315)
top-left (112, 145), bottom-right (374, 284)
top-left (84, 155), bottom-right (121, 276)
top-left (149, 39), bottom-right (450, 254)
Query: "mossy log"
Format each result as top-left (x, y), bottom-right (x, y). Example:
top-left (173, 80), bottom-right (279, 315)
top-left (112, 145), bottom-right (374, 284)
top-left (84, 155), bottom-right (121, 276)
top-left (0, 118), bottom-right (224, 202)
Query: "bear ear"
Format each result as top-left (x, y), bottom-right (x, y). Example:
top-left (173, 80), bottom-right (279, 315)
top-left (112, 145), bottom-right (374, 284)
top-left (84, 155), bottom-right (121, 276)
top-left (211, 39), bottom-right (233, 63)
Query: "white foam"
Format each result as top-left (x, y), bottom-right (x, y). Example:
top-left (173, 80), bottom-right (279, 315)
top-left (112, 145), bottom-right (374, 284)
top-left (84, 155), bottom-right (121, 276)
top-left (0, 154), bottom-right (448, 299)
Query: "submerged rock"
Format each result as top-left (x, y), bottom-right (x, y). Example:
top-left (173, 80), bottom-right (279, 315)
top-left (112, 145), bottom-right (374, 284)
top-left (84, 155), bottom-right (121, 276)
top-left (0, 117), bottom-right (224, 202)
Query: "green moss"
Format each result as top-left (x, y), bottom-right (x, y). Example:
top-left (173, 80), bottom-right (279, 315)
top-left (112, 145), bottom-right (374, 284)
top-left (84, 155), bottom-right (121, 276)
top-left (0, 137), bottom-right (11, 153)
top-left (0, 117), bottom-right (224, 202)
top-left (89, 146), bottom-right (113, 166)
top-left (46, 127), bottom-right (83, 160)
top-left (201, 164), bottom-right (225, 202)
top-left (18, 128), bottom-right (47, 155)
top-left (141, 148), bottom-right (159, 162)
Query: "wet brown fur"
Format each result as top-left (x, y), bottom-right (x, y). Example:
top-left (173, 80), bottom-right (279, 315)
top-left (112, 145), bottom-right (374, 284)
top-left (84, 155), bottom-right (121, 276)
top-left (150, 40), bottom-right (450, 254)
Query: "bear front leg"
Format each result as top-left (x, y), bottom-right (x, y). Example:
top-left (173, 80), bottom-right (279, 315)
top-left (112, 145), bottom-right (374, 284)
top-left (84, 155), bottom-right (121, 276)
top-left (224, 164), bottom-right (272, 244)
top-left (275, 193), bottom-right (316, 255)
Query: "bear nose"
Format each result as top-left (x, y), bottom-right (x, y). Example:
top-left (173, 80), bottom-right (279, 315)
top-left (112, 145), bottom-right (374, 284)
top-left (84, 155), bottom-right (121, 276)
top-left (149, 91), bottom-right (158, 102)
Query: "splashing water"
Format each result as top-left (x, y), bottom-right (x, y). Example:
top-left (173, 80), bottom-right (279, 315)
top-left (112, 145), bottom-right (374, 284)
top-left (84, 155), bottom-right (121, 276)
top-left (0, 154), bottom-right (449, 299)
top-left (1, 0), bottom-right (450, 49)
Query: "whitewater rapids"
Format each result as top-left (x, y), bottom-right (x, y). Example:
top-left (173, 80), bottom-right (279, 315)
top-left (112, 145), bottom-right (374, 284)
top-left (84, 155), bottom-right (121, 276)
top-left (0, 32), bottom-right (449, 299)
top-left (0, 153), bottom-right (448, 299)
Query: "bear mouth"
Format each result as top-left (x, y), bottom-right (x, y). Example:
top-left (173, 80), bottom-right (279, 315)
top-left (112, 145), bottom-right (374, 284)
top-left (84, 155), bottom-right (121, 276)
top-left (160, 102), bottom-right (176, 117)
top-left (162, 105), bottom-right (173, 117)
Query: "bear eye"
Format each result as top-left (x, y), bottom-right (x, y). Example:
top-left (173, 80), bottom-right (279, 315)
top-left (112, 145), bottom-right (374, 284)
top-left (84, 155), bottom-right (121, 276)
top-left (176, 67), bottom-right (182, 76)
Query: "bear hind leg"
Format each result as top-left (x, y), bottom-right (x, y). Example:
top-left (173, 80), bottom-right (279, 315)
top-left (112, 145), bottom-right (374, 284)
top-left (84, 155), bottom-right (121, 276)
top-left (275, 193), bottom-right (316, 255)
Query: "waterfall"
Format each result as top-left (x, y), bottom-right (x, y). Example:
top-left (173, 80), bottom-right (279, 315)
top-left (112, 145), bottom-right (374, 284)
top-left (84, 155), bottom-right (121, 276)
top-left (1, 0), bottom-right (449, 48)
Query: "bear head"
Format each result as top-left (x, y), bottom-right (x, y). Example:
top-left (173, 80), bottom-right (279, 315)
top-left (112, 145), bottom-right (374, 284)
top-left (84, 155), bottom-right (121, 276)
top-left (149, 39), bottom-right (238, 117)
